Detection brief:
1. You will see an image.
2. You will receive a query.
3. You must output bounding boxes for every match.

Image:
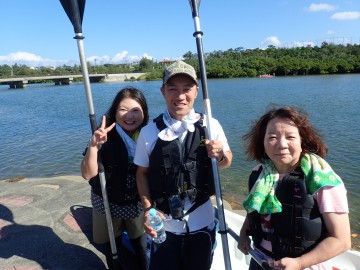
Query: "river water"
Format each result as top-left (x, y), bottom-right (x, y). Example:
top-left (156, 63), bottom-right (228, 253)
top-left (1, 74), bottom-right (359, 237)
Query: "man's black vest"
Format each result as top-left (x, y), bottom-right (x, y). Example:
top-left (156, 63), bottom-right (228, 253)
top-left (148, 114), bottom-right (215, 214)
top-left (89, 128), bottom-right (139, 205)
top-left (247, 165), bottom-right (328, 259)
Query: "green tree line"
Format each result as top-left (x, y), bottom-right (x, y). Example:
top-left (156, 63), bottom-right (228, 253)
top-left (1, 43), bottom-right (359, 81)
top-left (183, 42), bottom-right (360, 78)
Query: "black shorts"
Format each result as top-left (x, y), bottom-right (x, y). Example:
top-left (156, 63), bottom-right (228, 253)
top-left (149, 225), bottom-right (216, 270)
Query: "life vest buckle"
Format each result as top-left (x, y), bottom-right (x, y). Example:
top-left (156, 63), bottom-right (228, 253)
top-left (181, 188), bottom-right (197, 202)
top-left (181, 161), bottom-right (197, 171)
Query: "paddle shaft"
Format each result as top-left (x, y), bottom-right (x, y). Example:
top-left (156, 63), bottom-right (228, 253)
top-left (75, 33), bottom-right (120, 268)
top-left (188, 0), bottom-right (231, 269)
top-left (59, 1), bottom-right (120, 268)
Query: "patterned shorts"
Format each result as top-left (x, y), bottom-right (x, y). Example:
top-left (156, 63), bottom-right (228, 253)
top-left (91, 189), bottom-right (143, 219)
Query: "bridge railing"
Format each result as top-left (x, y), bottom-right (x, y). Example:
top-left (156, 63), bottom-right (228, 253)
top-left (0, 74), bottom-right (107, 89)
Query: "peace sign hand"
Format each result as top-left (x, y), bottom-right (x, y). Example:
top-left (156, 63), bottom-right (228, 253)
top-left (89, 115), bottom-right (115, 148)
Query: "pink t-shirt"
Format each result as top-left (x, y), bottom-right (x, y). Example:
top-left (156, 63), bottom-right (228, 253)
top-left (315, 183), bottom-right (349, 213)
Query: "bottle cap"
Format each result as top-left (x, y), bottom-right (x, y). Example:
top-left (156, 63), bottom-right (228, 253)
top-left (149, 208), bottom-right (156, 216)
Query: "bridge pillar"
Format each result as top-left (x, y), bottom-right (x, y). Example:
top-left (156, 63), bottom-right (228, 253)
top-left (53, 78), bottom-right (73, 85)
top-left (9, 80), bottom-right (28, 89)
top-left (89, 76), bottom-right (105, 83)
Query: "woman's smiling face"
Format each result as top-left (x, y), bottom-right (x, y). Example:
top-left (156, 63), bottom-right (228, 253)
top-left (115, 97), bottom-right (144, 136)
top-left (264, 117), bottom-right (302, 174)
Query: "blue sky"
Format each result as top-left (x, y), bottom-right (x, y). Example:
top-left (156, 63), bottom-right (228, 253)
top-left (1, 0), bottom-right (359, 67)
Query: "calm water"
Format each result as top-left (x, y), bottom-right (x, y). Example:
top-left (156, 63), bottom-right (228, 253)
top-left (1, 75), bottom-right (359, 235)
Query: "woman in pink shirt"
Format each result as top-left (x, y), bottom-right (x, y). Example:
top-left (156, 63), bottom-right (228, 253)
top-left (237, 106), bottom-right (351, 270)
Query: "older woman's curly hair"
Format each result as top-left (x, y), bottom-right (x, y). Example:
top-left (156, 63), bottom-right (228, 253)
top-left (243, 106), bottom-right (327, 163)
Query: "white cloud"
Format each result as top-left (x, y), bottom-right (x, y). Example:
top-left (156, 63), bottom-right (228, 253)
top-left (308, 3), bottom-right (336, 12)
top-left (324, 37), bottom-right (353, 45)
top-left (124, 53), bottom-right (153, 62)
top-left (87, 51), bottom-right (154, 65)
top-left (0, 51), bottom-right (155, 67)
top-left (331, 11), bottom-right (360, 20)
top-left (261, 37), bottom-right (315, 48)
top-left (262, 36), bottom-right (282, 47)
top-left (0, 52), bottom-right (41, 62)
top-left (87, 55), bottom-right (112, 64)
top-left (327, 30), bottom-right (335, 35)
top-left (0, 52), bottom-right (67, 67)
top-left (111, 51), bottom-right (130, 62)
top-left (288, 41), bottom-right (315, 48)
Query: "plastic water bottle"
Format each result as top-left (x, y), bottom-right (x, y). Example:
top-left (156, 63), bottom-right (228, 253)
top-left (147, 208), bottom-right (166, 243)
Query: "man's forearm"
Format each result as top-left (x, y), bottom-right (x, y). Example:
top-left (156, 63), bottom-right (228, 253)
top-left (136, 167), bottom-right (152, 210)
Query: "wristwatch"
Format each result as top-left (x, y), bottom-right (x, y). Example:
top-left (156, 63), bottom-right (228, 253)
top-left (218, 154), bottom-right (226, 162)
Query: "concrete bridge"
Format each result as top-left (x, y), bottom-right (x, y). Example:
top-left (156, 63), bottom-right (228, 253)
top-left (0, 73), bottom-right (146, 89)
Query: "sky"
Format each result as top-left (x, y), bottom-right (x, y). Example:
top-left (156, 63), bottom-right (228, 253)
top-left (1, 0), bottom-right (359, 67)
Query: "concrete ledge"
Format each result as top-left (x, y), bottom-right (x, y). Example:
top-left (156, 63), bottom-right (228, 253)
top-left (0, 175), bottom-right (247, 270)
top-left (103, 73), bottom-right (147, 82)
top-left (0, 175), bottom-right (107, 270)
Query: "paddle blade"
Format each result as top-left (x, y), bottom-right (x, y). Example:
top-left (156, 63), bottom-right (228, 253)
top-left (188, 0), bottom-right (201, 17)
top-left (60, 0), bottom-right (86, 33)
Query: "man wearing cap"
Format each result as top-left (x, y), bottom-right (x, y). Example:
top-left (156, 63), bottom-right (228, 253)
top-left (134, 60), bottom-right (232, 270)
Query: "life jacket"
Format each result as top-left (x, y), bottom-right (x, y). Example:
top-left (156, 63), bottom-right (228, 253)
top-left (148, 113), bottom-right (215, 214)
top-left (247, 165), bottom-right (328, 260)
top-left (89, 128), bottom-right (139, 205)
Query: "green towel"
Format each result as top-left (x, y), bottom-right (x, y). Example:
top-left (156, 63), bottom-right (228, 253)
top-left (242, 153), bottom-right (342, 214)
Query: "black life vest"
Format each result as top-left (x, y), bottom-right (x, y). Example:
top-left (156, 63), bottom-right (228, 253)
top-left (247, 165), bottom-right (328, 259)
top-left (89, 128), bottom-right (139, 205)
top-left (148, 114), bottom-right (215, 214)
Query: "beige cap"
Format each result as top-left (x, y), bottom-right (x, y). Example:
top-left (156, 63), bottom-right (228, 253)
top-left (163, 60), bottom-right (197, 85)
